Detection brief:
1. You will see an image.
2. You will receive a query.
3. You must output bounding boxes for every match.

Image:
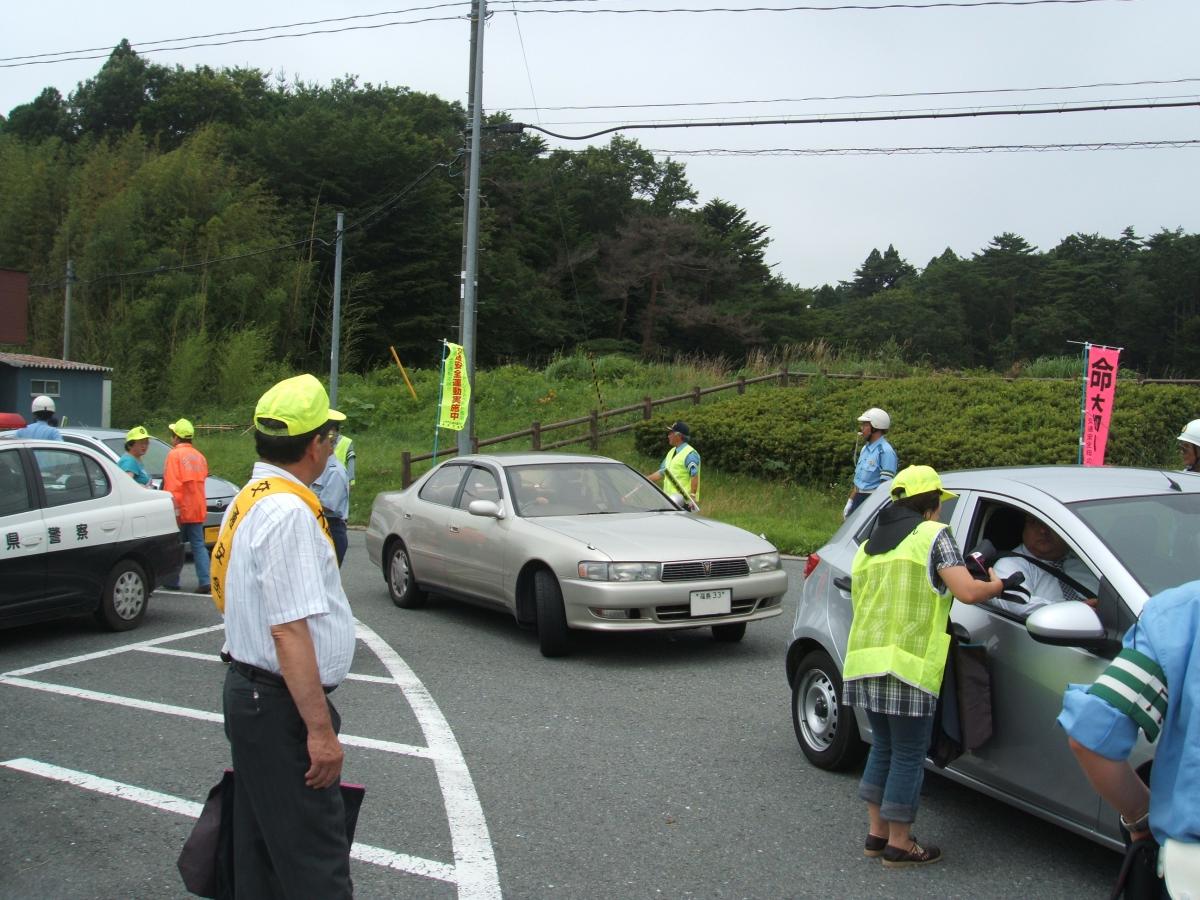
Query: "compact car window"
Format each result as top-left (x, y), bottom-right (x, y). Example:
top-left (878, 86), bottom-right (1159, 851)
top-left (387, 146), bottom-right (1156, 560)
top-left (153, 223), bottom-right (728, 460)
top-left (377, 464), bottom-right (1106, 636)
top-left (419, 465), bottom-right (467, 507)
top-left (854, 497), bottom-right (957, 546)
top-left (84, 456), bottom-right (112, 499)
top-left (1069, 493), bottom-right (1200, 597)
top-left (0, 449), bottom-right (32, 516)
top-left (33, 448), bottom-right (98, 508)
top-left (457, 467), bottom-right (500, 508)
top-left (509, 462), bottom-right (668, 517)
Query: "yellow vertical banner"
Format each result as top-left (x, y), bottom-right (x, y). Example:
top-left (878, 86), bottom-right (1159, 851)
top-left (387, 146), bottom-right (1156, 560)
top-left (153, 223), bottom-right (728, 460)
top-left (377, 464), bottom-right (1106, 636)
top-left (438, 342), bottom-right (471, 431)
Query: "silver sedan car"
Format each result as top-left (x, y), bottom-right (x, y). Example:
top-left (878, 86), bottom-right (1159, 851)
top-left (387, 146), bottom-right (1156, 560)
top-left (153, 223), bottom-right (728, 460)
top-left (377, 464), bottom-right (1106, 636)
top-left (787, 466), bottom-right (1200, 850)
top-left (367, 453), bottom-right (789, 656)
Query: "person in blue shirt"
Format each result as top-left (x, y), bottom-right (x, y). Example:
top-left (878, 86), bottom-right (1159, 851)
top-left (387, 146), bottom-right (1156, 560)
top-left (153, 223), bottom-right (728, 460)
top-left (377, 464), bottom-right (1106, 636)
top-left (1058, 580), bottom-right (1200, 894)
top-left (13, 395), bottom-right (63, 441)
top-left (118, 425), bottom-right (153, 485)
top-left (313, 422), bottom-right (351, 566)
top-left (845, 407), bottom-right (897, 517)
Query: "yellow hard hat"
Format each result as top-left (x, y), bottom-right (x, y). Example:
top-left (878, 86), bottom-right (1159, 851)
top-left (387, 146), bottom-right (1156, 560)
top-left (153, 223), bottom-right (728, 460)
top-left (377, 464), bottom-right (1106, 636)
top-left (254, 374), bottom-right (345, 436)
top-left (168, 418), bottom-right (195, 439)
top-left (125, 425), bottom-right (150, 442)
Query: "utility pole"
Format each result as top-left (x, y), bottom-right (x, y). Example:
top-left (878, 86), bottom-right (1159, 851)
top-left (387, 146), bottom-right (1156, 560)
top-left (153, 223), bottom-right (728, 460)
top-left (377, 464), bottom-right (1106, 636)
top-left (457, 0), bottom-right (486, 456)
top-left (329, 211), bottom-right (345, 407)
top-left (62, 259), bottom-right (75, 360)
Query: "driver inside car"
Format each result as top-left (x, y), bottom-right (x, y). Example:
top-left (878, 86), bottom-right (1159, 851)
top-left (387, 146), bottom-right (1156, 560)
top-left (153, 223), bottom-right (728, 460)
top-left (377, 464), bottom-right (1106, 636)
top-left (990, 513), bottom-right (1099, 617)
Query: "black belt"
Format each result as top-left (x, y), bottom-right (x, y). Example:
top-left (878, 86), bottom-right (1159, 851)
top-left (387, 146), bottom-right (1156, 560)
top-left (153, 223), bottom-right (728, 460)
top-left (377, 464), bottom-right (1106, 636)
top-left (227, 658), bottom-right (335, 694)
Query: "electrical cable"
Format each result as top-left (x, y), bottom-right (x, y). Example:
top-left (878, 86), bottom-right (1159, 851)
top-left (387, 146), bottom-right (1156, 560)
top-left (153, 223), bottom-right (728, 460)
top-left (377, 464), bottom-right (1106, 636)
top-left (515, 99), bottom-right (1200, 141)
top-left (635, 138), bottom-right (1200, 155)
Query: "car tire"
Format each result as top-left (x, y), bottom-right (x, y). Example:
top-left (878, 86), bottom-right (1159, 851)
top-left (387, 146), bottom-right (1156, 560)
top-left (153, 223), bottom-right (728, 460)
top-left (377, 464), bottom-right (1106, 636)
top-left (792, 649), bottom-right (866, 771)
top-left (534, 569), bottom-right (570, 658)
top-left (711, 621), bottom-right (747, 642)
top-left (386, 541), bottom-right (427, 609)
top-left (96, 559), bottom-right (149, 631)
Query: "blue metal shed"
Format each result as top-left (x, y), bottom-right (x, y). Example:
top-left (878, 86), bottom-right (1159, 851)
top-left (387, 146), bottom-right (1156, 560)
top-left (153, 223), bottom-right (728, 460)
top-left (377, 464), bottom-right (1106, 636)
top-left (0, 352), bottom-right (113, 427)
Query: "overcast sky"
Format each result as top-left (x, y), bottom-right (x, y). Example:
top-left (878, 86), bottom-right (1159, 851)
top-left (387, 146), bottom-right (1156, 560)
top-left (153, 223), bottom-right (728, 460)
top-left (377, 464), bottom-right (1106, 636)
top-left (3, 0), bottom-right (1198, 288)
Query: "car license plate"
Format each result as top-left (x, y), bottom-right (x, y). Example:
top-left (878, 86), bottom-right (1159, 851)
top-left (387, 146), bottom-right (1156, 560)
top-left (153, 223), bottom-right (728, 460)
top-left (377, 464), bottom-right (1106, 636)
top-left (690, 588), bottom-right (731, 617)
top-left (204, 525), bottom-right (220, 545)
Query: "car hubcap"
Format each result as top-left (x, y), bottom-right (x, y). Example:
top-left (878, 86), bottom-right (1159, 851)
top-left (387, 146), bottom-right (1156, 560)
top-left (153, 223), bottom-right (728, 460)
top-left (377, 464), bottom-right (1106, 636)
top-left (798, 668), bottom-right (839, 752)
top-left (390, 550), bottom-right (411, 597)
top-left (112, 571), bottom-right (145, 620)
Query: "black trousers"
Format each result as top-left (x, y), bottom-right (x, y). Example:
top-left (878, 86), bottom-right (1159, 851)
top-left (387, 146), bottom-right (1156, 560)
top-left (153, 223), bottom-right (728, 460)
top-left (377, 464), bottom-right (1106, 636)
top-left (222, 667), bottom-right (351, 899)
top-left (327, 516), bottom-right (348, 567)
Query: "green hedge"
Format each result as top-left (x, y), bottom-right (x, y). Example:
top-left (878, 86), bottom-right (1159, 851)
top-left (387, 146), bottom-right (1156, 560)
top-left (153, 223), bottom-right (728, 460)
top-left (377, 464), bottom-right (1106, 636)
top-left (634, 376), bottom-right (1197, 485)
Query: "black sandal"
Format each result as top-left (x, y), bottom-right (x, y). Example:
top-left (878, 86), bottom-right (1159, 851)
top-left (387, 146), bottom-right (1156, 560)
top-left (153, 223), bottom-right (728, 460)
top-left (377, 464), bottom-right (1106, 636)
top-left (882, 840), bottom-right (943, 868)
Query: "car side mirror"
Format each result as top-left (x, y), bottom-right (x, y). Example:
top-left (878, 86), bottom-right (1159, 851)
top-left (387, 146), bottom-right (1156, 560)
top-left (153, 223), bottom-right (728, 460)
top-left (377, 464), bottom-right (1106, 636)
top-left (467, 499), bottom-right (504, 519)
top-left (1026, 601), bottom-right (1121, 657)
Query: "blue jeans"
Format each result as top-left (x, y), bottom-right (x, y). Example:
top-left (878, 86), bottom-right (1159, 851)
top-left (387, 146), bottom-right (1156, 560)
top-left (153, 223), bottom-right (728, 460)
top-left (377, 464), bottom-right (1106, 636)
top-left (858, 710), bottom-right (936, 824)
top-left (168, 522), bottom-right (210, 588)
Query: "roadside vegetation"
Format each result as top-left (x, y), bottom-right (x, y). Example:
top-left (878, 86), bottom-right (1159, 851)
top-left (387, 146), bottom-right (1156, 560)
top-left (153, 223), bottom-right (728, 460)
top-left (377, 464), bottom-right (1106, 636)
top-left (193, 349), bottom-right (1191, 556)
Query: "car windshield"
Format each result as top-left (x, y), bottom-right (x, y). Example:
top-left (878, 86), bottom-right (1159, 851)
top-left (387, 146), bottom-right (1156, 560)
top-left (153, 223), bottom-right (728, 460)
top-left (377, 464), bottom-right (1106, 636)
top-left (101, 436), bottom-right (170, 477)
top-left (1068, 493), bottom-right (1200, 597)
top-left (507, 462), bottom-right (676, 518)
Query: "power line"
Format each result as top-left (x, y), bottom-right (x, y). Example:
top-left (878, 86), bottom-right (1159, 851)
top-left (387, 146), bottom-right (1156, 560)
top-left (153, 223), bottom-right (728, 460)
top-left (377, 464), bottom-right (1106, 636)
top-left (1, 0), bottom-right (1132, 68)
top-left (515, 99), bottom-right (1200, 141)
top-left (637, 139), bottom-right (1200, 156)
top-left (496, 76), bottom-right (1200, 113)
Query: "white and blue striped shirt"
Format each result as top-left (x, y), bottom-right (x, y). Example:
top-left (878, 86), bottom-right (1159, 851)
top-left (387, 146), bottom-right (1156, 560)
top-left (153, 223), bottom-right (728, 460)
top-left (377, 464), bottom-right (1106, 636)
top-left (221, 462), bottom-right (355, 686)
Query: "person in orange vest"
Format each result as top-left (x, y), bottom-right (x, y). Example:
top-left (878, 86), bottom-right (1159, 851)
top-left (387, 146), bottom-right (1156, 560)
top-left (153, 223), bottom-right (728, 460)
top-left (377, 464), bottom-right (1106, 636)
top-left (163, 418), bottom-right (210, 593)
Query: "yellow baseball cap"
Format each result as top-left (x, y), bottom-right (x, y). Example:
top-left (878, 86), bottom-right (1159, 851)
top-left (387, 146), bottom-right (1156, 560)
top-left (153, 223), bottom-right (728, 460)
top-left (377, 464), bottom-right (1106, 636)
top-left (125, 425), bottom-right (150, 442)
top-left (890, 465), bottom-right (957, 502)
top-left (254, 374), bottom-right (345, 436)
top-left (168, 418), bottom-right (195, 439)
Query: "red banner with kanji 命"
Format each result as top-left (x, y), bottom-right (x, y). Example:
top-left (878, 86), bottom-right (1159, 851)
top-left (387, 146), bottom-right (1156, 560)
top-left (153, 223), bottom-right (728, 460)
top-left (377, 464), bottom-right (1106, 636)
top-left (1082, 345), bottom-right (1120, 466)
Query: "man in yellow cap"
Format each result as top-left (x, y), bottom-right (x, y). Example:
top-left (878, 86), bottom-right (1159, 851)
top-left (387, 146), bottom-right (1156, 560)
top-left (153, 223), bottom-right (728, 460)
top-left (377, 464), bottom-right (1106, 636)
top-left (215, 374), bottom-right (354, 898)
top-left (117, 426), bottom-right (152, 485)
top-left (163, 417), bottom-right (210, 592)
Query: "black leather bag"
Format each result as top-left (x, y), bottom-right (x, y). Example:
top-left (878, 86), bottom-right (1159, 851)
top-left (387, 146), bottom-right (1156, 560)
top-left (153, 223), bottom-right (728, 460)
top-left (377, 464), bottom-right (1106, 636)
top-left (177, 771), bottom-right (366, 898)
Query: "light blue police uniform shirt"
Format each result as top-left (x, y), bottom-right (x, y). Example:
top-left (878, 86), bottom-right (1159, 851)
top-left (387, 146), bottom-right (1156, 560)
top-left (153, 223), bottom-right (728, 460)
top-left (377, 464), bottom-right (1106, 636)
top-left (14, 420), bottom-right (62, 441)
top-left (118, 453), bottom-right (151, 485)
top-left (853, 437), bottom-right (897, 492)
top-left (312, 454), bottom-right (350, 519)
top-left (1058, 580), bottom-right (1200, 845)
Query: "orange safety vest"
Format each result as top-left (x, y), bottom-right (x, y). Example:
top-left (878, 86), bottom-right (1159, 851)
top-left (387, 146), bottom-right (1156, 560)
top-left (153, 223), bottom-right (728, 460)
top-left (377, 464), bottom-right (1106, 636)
top-left (164, 443), bottom-right (208, 524)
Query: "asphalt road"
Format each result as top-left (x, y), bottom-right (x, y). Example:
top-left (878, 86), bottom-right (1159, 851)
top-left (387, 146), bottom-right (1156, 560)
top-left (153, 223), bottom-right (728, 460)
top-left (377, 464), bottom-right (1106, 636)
top-left (0, 535), bottom-right (1119, 899)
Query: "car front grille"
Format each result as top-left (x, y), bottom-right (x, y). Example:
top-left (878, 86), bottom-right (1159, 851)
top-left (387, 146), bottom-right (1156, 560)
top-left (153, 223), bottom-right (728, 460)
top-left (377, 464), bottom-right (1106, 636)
top-left (661, 558), bottom-right (749, 581)
top-left (655, 597), bottom-right (761, 621)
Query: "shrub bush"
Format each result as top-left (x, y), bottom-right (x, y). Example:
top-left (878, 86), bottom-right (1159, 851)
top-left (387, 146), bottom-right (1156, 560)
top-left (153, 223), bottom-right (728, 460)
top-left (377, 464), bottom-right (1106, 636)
top-left (634, 376), bottom-right (1197, 484)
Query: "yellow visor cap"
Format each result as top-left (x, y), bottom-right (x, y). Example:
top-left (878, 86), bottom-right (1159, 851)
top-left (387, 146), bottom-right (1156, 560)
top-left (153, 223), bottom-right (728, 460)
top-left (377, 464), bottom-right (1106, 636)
top-left (890, 464), bottom-right (956, 502)
top-left (168, 418), bottom-right (195, 439)
top-left (254, 374), bottom-right (345, 436)
top-left (125, 426), bottom-right (150, 442)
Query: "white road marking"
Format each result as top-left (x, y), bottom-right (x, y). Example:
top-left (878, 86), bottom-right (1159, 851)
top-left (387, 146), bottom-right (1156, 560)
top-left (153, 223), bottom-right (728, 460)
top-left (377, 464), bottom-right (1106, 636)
top-left (0, 676), bottom-right (434, 759)
top-left (3, 624), bottom-right (226, 677)
top-left (4, 622), bottom-right (503, 898)
top-left (356, 622), bottom-right (502, 900)
top-left (1, 758), bottom-right (457, 885)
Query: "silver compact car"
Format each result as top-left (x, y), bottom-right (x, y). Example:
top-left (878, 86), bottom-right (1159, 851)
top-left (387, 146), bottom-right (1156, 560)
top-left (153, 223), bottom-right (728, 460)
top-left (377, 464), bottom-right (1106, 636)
top-left (54, 427), bottom-right (238, 546)
top-left (787, 465), bottom-right (1200, 850)
top-left (367, 453), bottom-right (789, 656)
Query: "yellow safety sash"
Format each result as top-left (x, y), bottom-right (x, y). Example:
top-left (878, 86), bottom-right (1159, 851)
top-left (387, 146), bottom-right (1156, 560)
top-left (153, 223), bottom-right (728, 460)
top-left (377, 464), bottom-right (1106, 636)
top-left (209, 476), bottom-right (334, 614)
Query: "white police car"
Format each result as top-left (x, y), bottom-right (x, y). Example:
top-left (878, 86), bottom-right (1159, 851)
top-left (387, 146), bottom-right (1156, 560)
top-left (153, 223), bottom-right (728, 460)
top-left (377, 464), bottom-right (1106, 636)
top-left (0, 438), bottom-right (183, 631)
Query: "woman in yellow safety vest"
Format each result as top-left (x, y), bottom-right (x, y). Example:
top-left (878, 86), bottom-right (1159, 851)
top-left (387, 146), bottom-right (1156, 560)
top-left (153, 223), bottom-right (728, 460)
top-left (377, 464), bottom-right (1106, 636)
top-left (842, 465), bottom-right (1006, 868)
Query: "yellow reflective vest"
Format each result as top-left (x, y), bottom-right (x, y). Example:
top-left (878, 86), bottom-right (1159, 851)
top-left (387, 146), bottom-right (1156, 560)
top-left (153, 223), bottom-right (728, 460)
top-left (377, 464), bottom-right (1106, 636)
top-left (843, 519), bottom-right (952, 697)
top-left (661, 442), bottom-right (700, 504)
top-left (334, 435), bottom-right (355, 486)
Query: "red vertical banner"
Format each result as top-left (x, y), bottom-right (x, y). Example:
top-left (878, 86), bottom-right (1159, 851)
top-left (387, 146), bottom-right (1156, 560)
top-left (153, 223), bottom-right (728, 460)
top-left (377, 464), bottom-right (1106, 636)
top-left (1082, 346), bottom-right (1120, 466)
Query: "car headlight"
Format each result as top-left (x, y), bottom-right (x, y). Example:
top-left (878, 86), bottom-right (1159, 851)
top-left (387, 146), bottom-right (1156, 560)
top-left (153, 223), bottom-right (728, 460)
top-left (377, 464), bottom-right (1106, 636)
top-left (747, 551), bottom-right (780, 572)
top-left (577, 561), bottom-right (661, 581)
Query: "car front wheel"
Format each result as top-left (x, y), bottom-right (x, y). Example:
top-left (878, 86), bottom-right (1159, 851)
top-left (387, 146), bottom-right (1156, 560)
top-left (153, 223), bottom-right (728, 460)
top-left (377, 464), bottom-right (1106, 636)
top-left (97, 559), bottom-right (149, 631)
top-left (534, 569), bottom-right (569, 658)
top-left (792, 649), bottom-right (866, 770)
top-left (386, 541), bottom-right (427, 609)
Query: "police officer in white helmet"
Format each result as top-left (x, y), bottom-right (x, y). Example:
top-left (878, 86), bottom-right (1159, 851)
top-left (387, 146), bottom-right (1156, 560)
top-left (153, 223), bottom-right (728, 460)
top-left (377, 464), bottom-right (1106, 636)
top-left (1179, 419), bottom-right (1200, 473)
top-left (845, 407), bottom-right (897, 518)
top-left (13, 395), bottom-right (63, 441)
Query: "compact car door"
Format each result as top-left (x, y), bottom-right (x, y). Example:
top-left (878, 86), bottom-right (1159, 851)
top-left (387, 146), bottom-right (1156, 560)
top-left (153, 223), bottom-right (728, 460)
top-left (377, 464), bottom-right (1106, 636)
top-left (406, 463), bottom-right (469, 589)
top-left (0, 446), bottom-right (48, 614)
top-left (33, 446), bottom-right (122, 605)
top-left (443, 465), bottom-right (508, 603)
top-left (946, 493), bottom-right (1106, 831)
